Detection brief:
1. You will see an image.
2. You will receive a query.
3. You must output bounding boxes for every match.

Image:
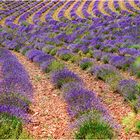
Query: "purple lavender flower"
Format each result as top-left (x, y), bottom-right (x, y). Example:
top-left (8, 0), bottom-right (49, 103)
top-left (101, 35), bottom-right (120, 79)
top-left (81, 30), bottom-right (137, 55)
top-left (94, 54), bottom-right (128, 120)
top-left (101, 53), bottom-right (113, 64)
top-left (25, 49), bottom-right (45, 61)
top-left (62, 82), bottom-right (83, 95)
top-left (117, 79), bottom-right (140, 101)
top-left (79, 58), bottom-right (93, 70)
top-left (33, 54), bottom-right (54, 64)
top-left (40, 59), bottom-right (55, 72)
top-left (90, 64), bottom-right (119, 81)
top-left (19, 46), bottom-right (33, 55)
top-left (93, 50), bottom-right (102, 61)
top-left (109, 55), bottom-right (130, 70)
top-left (51, 68), bottom-right (82, 88)
top-left (0, 48), bottom-right (32, 120)
top-left (57, 48), bottom-right (72, 56)
top-left (65, 87), bottom-right (108, 118)
top-left (65, 88), bottom-right (97, 117)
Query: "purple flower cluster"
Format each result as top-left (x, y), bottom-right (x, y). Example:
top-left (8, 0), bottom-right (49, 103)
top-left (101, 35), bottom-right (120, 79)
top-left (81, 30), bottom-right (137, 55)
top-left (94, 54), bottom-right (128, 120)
top-left (60, 75), bottom-right (116, 130)
top-left (57, 48), bottom-right (73, 56)
top-left (79, 58), bottom-right (93, 70)
top-left (65, 88), bottom-right (103, 117)
top-left (0, 48), bottom-right (32, 120)
top-left (117, 79), bottom-right (140, 111)
top-left (25, 49), bottom-right (45, 61)
top-left (51, 68), bottom-right (82, 88)
top-left (109, 55), bottom-right (133, 70)
top-left (33, 53), bottom-right (54, 64)
top-left (117, 79), bottom-right (140, 101)
top-left (91, 64), bottom-right (120, 81)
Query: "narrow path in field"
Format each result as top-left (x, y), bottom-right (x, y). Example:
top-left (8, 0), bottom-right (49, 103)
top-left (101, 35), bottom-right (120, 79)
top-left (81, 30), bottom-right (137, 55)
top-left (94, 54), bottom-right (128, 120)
top-left (14, 2), bottom-right (41, 25)
top-left (98, 0), bottom-right (109, 16)
top-left (40, 1), bottom-right (59, 23)
top-left (64, 1), bottom-right (77, 20)
top-left (12, 51), bottom-right (72, 139)
top-left (87, 0), bottom-right (96, 17)
top-left (108, 0), bottom-right (119, 13)
top-left (128, 0), bottom-right (140, 10)
top-left (62, 61), bottom-right (140, 139)
top-left (76, 0), bottom-right (85, 18)
top-left (27, 2), bottom-right (48, 24)
top-left (118, 0), bottom-right (133, 13)
top-left (52, 1), bottom-right (68, 21)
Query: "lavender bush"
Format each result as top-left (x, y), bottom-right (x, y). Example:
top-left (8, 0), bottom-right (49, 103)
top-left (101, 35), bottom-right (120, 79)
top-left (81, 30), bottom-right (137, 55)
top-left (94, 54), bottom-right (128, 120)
top-left (117, 79), bottom-right (140, 111)
top-left (52, 68), bottom-right (82, 88)
top-left (0, 48), bottom-right (32, 138)
top-left (65, 88), bottom-right (105, 118)
top-left (0, 48), bottom-right (33, 119)
top-left (79, 58), bottom-right (93, 70)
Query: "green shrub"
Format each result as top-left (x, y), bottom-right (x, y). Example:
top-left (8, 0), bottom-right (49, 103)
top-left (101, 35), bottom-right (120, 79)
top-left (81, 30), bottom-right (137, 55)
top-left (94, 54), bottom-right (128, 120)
top-left (128, 45), bottom-right (140, 49)
top-left (106, 74), bottom-right (122, 91)
top-left (60, 53), bottom-right (73, 61)
top-left (70, 55), bottom-right (81, 63)
top-left (48, 33), bottom-right (57, 38)
top-left (14, 45), bottom-right (21, 52)
top-left (21, 48), bottom-right (30, 55)
top-left (49, 48), bottom-right (57, 56)
top-left (122, 112), bottom-right (140, 133)
top-left (75, 120), bottom-right (113, 139)
top-left (42, 47), bottom-right (50, 53)
top-left (0, 113), bottom-right (22, 139)
top-left (80, 61), bottom-right (93, 70)
top-left (21, 21), bottom-right (29, 27)
top-left (46, 60), bottom-right (65, 73)
top-left (86, 49), bottom-right (93, 58)
top-left (130, 57), bottom-right (140, 78)
top-left (135, 121), bottom-right (140, 133)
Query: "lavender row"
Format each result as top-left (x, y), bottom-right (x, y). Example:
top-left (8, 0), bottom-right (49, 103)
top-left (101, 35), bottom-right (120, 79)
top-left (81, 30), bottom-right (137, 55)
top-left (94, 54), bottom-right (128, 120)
top-left (0, 48), bottom-right (33, 120)
top-left (0, 1), bottom-right (34, 21)
top-left (33, 1), bottom-right (57, 25)
top-left (4, 1), bottom-right (40, 28)
top-left (58, 1), bottom-right (74, 22)
top-left (1, 0), bottom-right (140, 26)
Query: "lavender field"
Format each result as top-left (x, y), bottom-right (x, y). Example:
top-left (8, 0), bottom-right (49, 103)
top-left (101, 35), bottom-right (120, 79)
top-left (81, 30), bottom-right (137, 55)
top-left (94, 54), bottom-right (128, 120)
top-left (0, 0), bottom-right (140, 139)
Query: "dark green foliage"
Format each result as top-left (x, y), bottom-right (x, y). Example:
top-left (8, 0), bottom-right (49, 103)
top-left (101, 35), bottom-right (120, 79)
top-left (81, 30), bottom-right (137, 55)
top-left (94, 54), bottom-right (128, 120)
top-left (130, 57), bottom-right (140, 78)
top-left (80, 61), bottom-right (93, 70)
top-left (46, 60), bottom-right (65, 73)
top-left (135, 121), bottom-right (140, 132)
top-left (49, 48), bottom-right (57, 56)
top-left (128, 45), bottom-right (140, 49)
top-left (14, 45), bottom-right (22, 52)
top-left (60, 53), bottom-right (73, 61)
top-left (75, 120), bottom-right (113, 139)
top-left (22, 49), bottom-right (29, 55)
top-left (0, 113), bottom-right (22, 139)
top-left (70, 55), bottom-right (81, 63)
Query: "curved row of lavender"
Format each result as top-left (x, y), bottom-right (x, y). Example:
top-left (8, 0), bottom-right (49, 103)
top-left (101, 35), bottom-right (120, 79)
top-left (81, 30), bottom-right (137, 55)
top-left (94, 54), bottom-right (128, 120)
top-left (1, 0), bottom-right (140, 28)
top-left (0, 48), bottom-right (33, 120)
